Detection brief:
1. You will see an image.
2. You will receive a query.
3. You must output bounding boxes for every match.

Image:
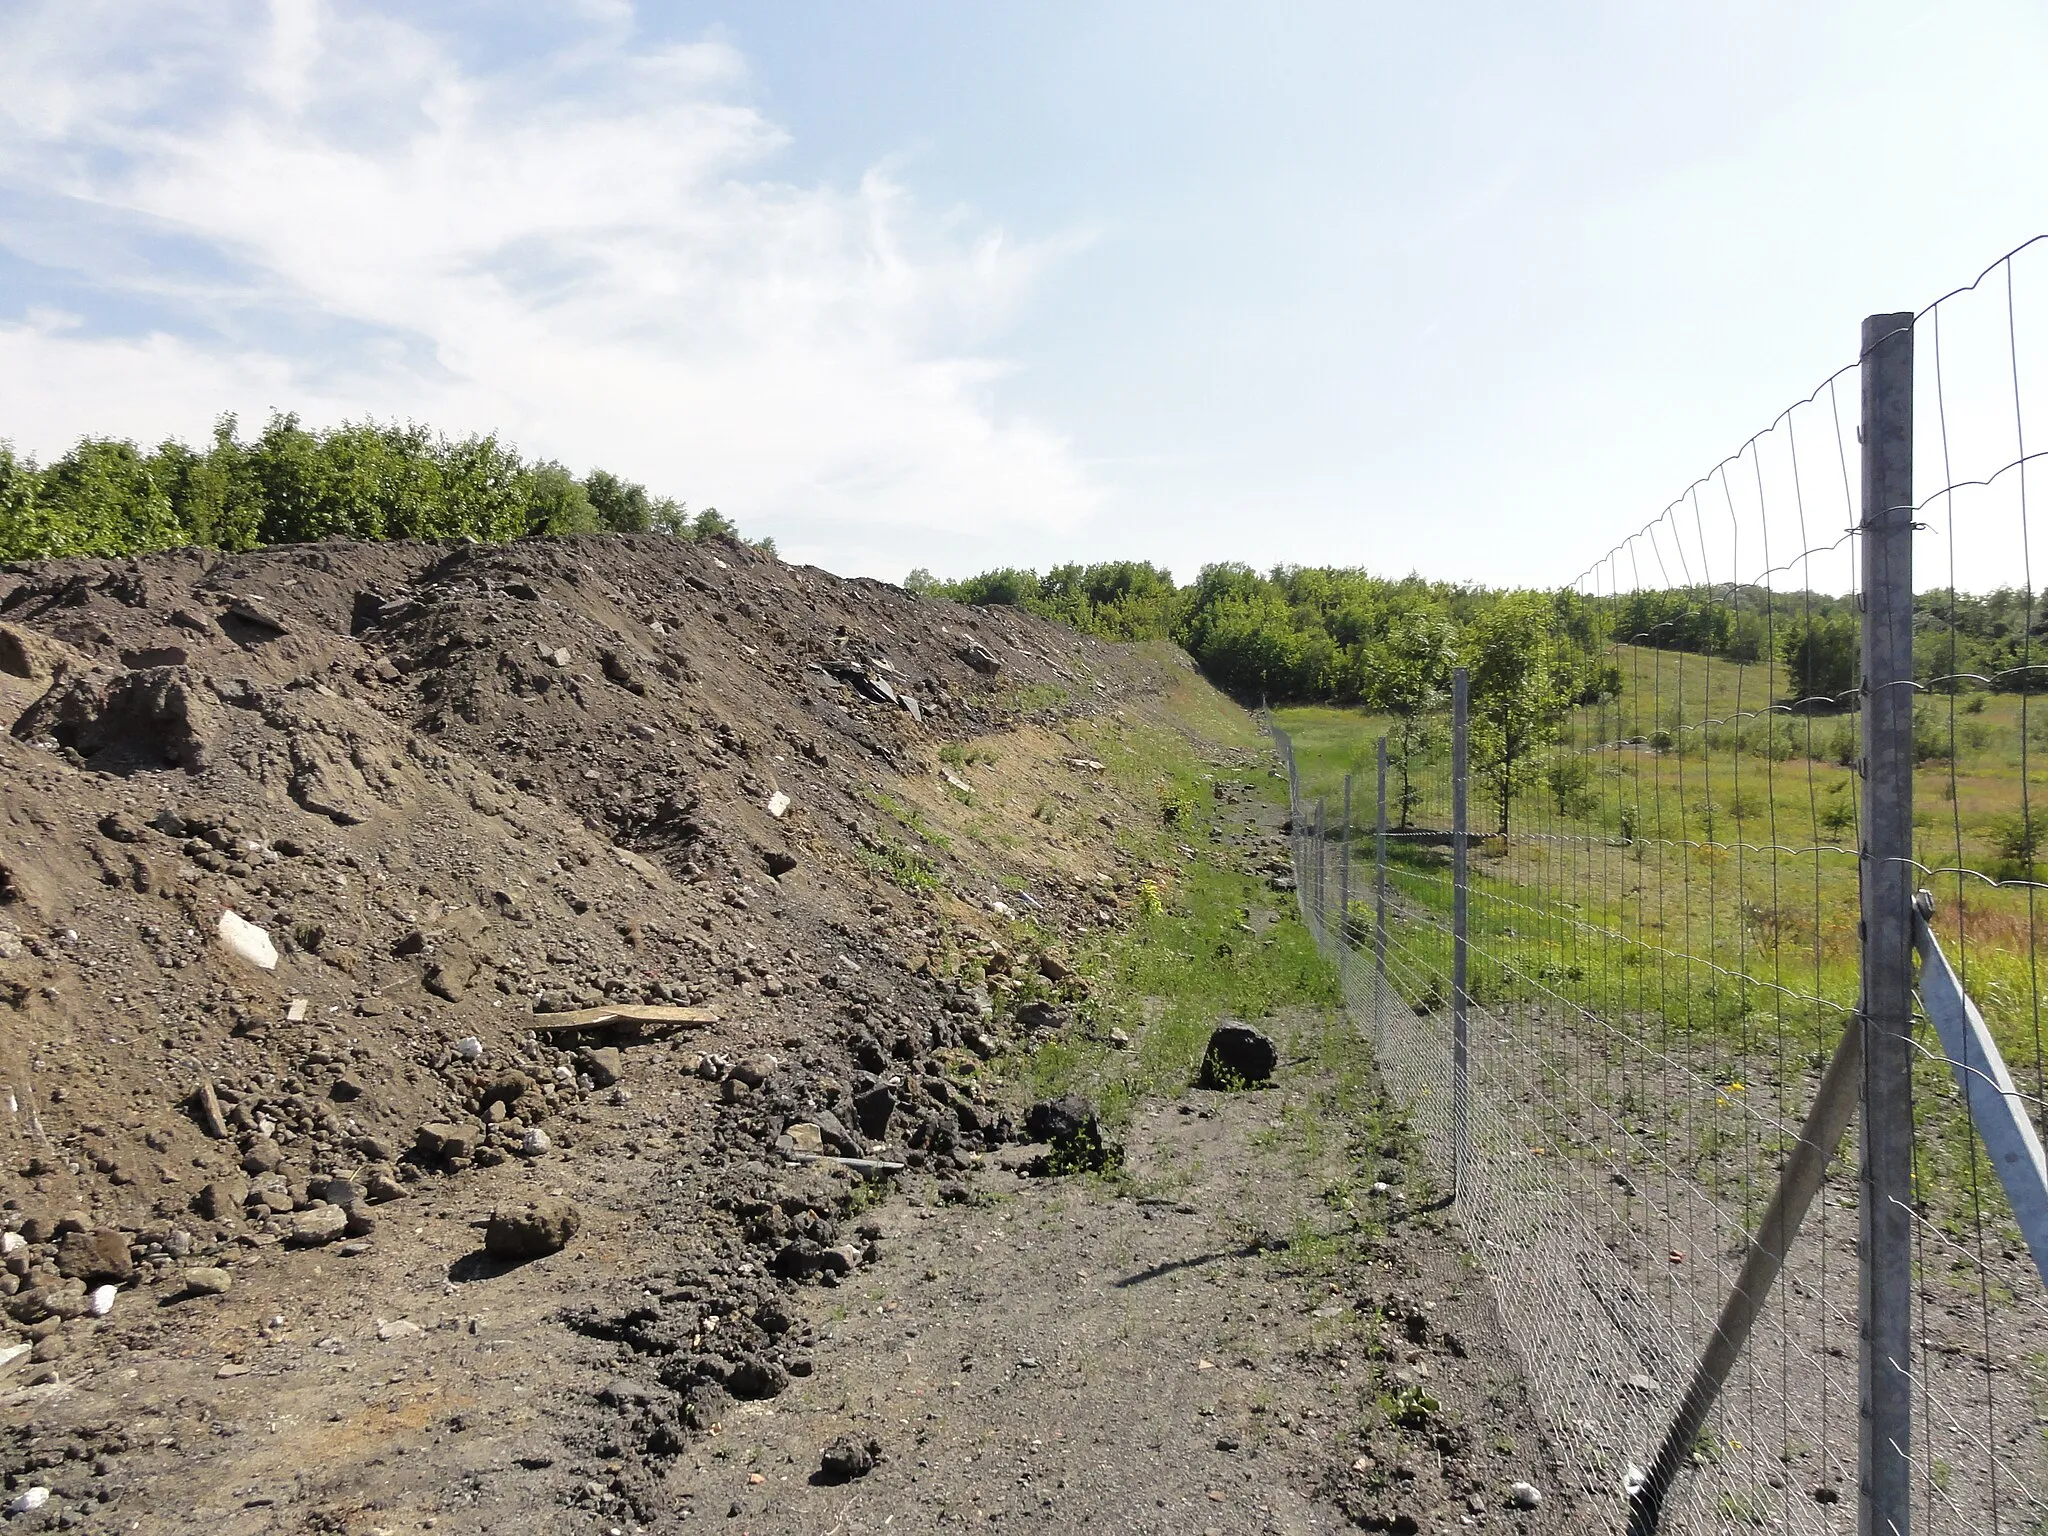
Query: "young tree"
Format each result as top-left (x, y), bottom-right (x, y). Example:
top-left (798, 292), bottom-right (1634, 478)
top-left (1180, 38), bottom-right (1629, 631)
top-left (0, 443), bottom-right (42, 560)
top-left (36, 437), bottom-right (183, 557)
top-left (691, 506), bottom-right (738, 541)
top-left (522, 461), bottom-right (599, 536)
top-left (1362, 606), bottom-right (1455, 829)
top-left (1464, 591), bottom-right (1569, 835)
top-left (1780, 613), bottom-right (1857, 704)
top-left (583, 469), bottom-right (651, 533)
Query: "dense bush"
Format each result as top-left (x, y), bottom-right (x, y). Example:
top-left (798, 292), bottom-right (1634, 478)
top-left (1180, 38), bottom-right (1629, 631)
top-left (0, 413), bottom-right (764, 563)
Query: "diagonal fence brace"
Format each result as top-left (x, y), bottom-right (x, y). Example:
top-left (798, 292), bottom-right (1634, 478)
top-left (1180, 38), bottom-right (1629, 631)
top-left (1913, 889), bottom-right (2048, 1288)
top-left (1624, 1016), bottom-right (1864, 1534)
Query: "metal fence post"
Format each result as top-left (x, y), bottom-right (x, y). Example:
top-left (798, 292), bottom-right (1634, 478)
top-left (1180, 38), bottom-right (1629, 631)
top-left (1314, 797), bottom-right (1327, 941)
top-left (1375, 736), bottom-right (1389, 1050)
top-left (1858, 309), bottom-right (1915, 1536)
top-left (1452, 667), bottom-right (1471, 1201)
top-left (1339, 774), bottom-right (1353, 985)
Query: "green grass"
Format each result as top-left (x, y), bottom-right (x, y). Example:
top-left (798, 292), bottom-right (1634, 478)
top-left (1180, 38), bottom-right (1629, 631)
top-left (1018, 677), bottom-right (1338, 1123)
top-left (1275, 643), bottom-right (2048, 1239)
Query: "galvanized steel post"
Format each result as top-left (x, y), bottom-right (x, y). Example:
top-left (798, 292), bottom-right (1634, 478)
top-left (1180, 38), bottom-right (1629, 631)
top-left (1452, 668), bottom-right (1471, 1201)
top-left (1857, 309), bottom-right (1915, 1536)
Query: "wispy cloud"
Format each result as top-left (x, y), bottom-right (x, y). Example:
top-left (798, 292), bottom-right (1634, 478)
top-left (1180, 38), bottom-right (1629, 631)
top-left (0, 0), bottom-right (1095, 573)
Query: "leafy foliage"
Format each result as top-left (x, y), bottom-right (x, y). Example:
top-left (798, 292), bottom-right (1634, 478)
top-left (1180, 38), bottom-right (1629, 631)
top-left (0, 413), bottom-right (767, 562)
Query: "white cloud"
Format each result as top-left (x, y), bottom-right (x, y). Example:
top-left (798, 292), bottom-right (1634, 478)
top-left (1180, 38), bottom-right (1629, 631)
top-left (0, 0), bottom-right (1097, 575)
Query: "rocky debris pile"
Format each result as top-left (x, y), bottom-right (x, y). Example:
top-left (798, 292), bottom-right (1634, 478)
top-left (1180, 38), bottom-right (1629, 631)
top-left (0, 532), bottom-right (1183, 1490)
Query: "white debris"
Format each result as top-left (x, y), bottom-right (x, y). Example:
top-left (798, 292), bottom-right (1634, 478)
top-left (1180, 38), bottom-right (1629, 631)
top-left (988, 900), bottom-right (1014, 919)
top-left (1509, 1481), bottom-right (1542, 1510)
top-left (1623, 1464), bottom-right (1648, 1500)
top-left (0, 1342), bottom-right (29, 1371)
top-left (519, 1128), bottom-right (552, 1157)
top-left (454, 1036), bottom-right (484, 1061)
top-left (216, 910), bottom-right (278, 971)
top-left (0, 1232), bottom-right (23, 1257)
top-left (285, 997), bottom-right (308, 1023)
top-left (6, 1487), bottom-right (49, 1515)
top-left (87, 1284), bottom-right (117, 1318)
top-left (766, 791), bottom-right (791, 819)
top-left (941, 768), bottom-right (972, 794)
top-left (376, 1318), bottom-right (425, 1341)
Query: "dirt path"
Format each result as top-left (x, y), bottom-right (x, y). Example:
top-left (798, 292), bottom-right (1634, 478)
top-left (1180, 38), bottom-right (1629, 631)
top-left (673, 1007), bottom-right (1574, 1535)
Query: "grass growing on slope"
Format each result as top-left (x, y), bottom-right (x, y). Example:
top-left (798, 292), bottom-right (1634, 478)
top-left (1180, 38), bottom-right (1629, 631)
top-left (1023, 677), bottom-right (1340, 1124)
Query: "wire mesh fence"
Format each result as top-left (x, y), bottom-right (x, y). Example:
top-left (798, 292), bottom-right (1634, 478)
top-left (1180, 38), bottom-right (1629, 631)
top-left (1272, 236), bottom-right (2048, 1534)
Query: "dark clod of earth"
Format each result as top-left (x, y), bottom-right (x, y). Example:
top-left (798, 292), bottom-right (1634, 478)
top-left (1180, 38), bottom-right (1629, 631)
top-left (1198, 1019), bottom-right (1279, 1088)
top-left (817, 1434), bottom-right (883, 1482)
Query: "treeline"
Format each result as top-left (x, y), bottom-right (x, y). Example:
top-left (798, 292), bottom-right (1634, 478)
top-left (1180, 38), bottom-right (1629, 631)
top-left (908, 560), bottom-right (1610, 833)
top-left (0, 413), bottom-right (762, 563)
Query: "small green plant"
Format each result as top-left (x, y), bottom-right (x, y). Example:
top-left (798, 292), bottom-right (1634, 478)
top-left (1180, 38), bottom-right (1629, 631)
top-left (1994, 810), bottom-right (2043, 872)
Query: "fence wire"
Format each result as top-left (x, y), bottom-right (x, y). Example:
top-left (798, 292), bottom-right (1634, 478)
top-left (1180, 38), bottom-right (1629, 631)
top-left (1273, 235), bottom-right (2048, 1535)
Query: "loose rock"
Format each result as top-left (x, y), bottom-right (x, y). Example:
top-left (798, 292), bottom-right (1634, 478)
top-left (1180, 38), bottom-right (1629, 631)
top-left (819, 1435), bottom-right (883, 1482)
top-left (1197, 1022), bottom-right (1279, 1088)
top-left (485, 1198), bottom-right (582, 1260)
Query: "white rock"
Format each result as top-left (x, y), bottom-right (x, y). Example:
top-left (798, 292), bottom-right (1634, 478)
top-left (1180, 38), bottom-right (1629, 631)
top-left (6, 1487), bottom-right (49, 1515)
top-left (285, 997), bottom-right (309, 1023)
top-left (766, 791), bottom-right (791, 819)
top-left (217, 910), bottom-right (278, 970)
top-left (0, 1342), bottom-right (30, 1371)
top-left (1, 1232), bottom-right (24, 1256)
top-left (1623, 1463), bottom-right (1648, 1499)
top-left (1509, 1481), bottom-right (1542, 1510)
top-left (519, 1128), bottom-right (552, 1157)
top-left (87, 1284), bottom-right (117, 1318)
top-left (376, 1318), bottom-right (424, 1341)
top-left (454, 1036), bottom-right (484, 1061)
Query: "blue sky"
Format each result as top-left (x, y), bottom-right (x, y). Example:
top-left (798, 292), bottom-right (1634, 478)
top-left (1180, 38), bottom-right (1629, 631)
top-left (2, 1), bottom-right (2045, 588)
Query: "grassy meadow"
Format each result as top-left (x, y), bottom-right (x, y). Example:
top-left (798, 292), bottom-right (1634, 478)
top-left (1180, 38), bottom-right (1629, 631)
top-left (1276, 642), bottom-right (2048, 1234)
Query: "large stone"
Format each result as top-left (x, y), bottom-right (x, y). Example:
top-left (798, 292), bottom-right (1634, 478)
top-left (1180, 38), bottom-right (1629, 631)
top-left (812, 1110), bottom-right (862, 1157)
top-left (194, 1178), bottom-right (249, 1222)
top-left (820, 1434), bottom-right (883, 1481)
top-left (288, 1206), bottom-right (350, 1247)
top-left (1024, 1095), bottom-right (1095, 1146)
top-left (55, 1229), bottom-right (133, 1286)
top-left (1023, 1094), bottom-right (1114, 1172)
top-left (181, 1267), bottom-right (234, 1297)
top-left (1197, 1022), bottom-right (1278, 1089)
top-left (414, 1121), bottom-right (476, 1163)
top-left (577, 1047), bottom-right (622, 1089)
top-left (239, 1135), bottom-right (284, 1175)
top-left (851, 1083), bottom-right (897, 1140)
top-left (485, 1198), bottom-right (581, 1260)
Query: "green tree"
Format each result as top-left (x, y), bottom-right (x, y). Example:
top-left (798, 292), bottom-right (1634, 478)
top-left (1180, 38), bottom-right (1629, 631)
top-left (35, 437), bottom-right (183, 557)
top-left (691, 506), bottom-right (738, 541)
top-left (435, 434), bottom-right (527, 541)
top-left (1781, 613), bottom-right (1858, 704)
top-left (522, 460), bottom-right (599, 536)
top-left (1464, 591), bottom-right (1569, 835)
top-left (584, 469), bottom-right (651, 533)
top-left (0, 443), bottom-right (43, 560)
